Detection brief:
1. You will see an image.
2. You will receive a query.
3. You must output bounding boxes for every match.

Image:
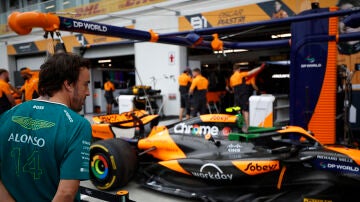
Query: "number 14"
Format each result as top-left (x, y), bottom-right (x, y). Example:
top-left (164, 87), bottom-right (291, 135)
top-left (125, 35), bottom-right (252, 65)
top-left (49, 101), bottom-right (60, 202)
top-left (11, 148), bottom-right (43, 179)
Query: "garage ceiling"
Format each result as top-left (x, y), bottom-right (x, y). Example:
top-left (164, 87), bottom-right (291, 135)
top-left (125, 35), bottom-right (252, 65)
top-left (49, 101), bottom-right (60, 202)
top-left (188, 22), bottom-right (291, 64)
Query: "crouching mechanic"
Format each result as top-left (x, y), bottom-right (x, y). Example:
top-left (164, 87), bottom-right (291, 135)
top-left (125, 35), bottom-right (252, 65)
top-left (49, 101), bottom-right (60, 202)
top-left (0, 53), bottom-right (92, 202)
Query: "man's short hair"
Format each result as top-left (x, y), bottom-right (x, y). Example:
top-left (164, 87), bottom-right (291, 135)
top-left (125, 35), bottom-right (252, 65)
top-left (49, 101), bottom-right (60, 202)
top-left (38, 53), bottom-right (90, 97)
top-left (193, 68), bottom-right (201, 73)
top-left (0, 68), bottom-right (8, 75)
top-left (20, 67), bottom-right (31, 74)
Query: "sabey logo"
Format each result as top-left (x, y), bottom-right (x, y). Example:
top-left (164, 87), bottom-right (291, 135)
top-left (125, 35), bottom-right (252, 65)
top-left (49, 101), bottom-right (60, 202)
top-left (233, 160), bottom-right (279, 175)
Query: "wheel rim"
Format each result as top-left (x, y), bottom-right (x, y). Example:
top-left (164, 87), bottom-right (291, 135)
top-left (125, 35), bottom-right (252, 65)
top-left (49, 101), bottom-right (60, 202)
top-left (91, 154), bottom-right (109, 180)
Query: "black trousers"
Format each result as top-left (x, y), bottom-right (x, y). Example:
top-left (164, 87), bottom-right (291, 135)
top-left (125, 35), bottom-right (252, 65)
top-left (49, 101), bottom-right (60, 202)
top-left (191, 90), bottom-right (207, 117)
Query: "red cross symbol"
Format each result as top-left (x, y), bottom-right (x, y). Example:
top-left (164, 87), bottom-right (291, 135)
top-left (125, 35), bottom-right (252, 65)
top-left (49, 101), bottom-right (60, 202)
top-left (169, 54), bottom-right (174, 63)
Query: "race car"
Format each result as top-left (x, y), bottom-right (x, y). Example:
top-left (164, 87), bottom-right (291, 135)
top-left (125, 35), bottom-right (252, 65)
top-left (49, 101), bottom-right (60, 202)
top-left (90, 110), bottom-right (360, 202)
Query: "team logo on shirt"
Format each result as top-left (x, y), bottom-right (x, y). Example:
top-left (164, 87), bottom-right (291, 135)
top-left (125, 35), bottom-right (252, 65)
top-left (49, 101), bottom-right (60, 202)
top-left (12, 116), bottom-right (55, 130)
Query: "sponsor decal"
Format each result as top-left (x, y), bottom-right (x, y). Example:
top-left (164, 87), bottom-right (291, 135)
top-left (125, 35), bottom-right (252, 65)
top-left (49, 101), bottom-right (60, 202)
top-left (209, 115), bottom-right (229, 121)
top-left (226, 144), bottom-right (242, 152)
top-left (74, 3), bottom-right (104, 18)
top-left (233, 160), bottom-right (279, 175)
top-left (217, 9), bottom-right (246, 26)
top-left (222, 127), bottom-right (232, 137)
top-left (301, 55), bottom-right (322, 68)
top-left (316, 154), bottom-right (353, 163)
top-left (73, 20), bottom-right (108, 32)
top-left (305, 55), bottom-right (315, 63)
top-left (188, 14), bottom-right (210, 29)
top-left (174, 123), bottom-right (219, 137)
top-left (63, 19), bottom-right (72, 28)
top-left (32, 105), bottom-right (44, 110)
top-left (8, 133), bottom-right (45, 148)
top-left (191, 163), bottom-right (233, 181)
top-left (321, 162), bottom-right (359, 172)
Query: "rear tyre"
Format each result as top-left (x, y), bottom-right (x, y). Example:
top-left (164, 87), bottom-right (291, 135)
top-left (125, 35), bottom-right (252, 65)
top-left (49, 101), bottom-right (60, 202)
top-left (90, 139), bottom-right (137, 190)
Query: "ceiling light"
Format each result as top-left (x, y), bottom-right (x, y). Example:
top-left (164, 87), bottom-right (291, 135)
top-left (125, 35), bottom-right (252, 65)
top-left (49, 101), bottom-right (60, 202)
top-left (45, 5), bottom-right (55, 9)
top-left (98, 59), bottom-right (111, 63)
top-left (271, 33), bottom-right (291, 39)
top-left (214, 49), bottom-right (248, 54)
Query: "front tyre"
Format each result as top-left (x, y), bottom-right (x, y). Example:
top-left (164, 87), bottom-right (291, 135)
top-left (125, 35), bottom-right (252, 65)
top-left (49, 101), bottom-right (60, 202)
top-left (90, 139), bottom-right (137, 190)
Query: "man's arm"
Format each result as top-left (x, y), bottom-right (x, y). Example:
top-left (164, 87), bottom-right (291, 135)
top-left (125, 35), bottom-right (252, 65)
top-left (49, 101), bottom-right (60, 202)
top-left (52, 179), bottom-right (80, 202)
top-left (189, 78), bottom-right (197, 94)
top-left (9, 84), bottom-right (21, 95)
top-left (4, 92), bottom-right (16, 106)
top-left (247, 63), bottom-right (266, 78)
top-left (0, 180), bottom-right (15, 202)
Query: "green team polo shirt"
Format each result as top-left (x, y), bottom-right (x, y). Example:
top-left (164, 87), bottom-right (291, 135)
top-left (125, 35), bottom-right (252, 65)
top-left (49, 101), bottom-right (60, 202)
top-left (0, 100), bottom-right (92, 202)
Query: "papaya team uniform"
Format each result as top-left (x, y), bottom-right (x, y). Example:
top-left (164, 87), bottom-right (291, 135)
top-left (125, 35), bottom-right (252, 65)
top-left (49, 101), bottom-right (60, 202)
top-left (20, 74), bottom-right (39, 101)
top-left (0, 100), bottom-right (92, 202)
top-left (104, 81), bottom-right (115, 104)
top-left (189, 75), bottom-right (208, 116)
top-left (178, 72), bottom-right (192, 115)
top-left (0, 79), bottom-right (12, 114)
top-left (229, 71), bottom-right (253, 111)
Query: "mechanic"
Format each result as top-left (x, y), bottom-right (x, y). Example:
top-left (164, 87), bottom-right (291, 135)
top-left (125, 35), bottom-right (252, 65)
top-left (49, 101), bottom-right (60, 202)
top-left (178, 69), bottom-right (192, 120)
top-left (19, 67), bottom-right (39, 102)
top-left (0, 69), bottom-right (17, 114)
top-left (189, 68), bottom-right (208, 117)
top-left (104, 77), bottom-right (115, 114)
top-left (229, 63), bottom-right (265, 133)
top-left (0, 53), bottom-right (92, 202)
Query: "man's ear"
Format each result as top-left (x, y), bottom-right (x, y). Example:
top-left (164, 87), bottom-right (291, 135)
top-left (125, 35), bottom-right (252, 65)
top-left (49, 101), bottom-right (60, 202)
top-left (63, 80), bottom-right (74, 92)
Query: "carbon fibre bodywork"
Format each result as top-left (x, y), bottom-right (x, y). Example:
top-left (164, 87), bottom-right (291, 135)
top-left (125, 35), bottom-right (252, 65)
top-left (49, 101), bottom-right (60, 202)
top-left (91, 111), bottom-right (360, 201)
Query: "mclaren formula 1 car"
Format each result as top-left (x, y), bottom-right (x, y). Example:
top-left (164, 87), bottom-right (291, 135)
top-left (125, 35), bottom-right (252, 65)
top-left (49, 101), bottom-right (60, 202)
top-left (90, 110), bottom-right (360, 202)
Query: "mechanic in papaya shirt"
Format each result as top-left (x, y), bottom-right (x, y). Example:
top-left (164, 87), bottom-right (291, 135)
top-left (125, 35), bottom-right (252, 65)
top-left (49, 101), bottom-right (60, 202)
top-left (19, 67), bottom-right (39, 101)
top-left (104, 78), bottom-right (115, 114)
top-left (0, 69), bottom-right (17, 114)
top-left (229, 63), bottom-right (265, 133)
top-left (0, 53), bottom-right (92, 202)
top-left (178, 69), bottom-right (192, 120)
top-left (189, 68), bottom-right (208, 117)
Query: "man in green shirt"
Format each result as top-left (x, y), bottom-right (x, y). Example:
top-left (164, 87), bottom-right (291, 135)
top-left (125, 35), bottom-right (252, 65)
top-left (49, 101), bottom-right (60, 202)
top-left (0, 53), bottom-right (92, 202)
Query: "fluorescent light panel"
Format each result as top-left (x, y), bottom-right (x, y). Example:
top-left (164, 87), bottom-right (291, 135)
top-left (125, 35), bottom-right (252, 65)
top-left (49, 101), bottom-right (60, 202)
top-left (98, 59), bottom-right (112, 63)
top-left (214, 49), bottom-right (248, 54)
top-left (45, 5), bottom-right (55, 9)
top-left (271, 33), bottom-right (291, 39)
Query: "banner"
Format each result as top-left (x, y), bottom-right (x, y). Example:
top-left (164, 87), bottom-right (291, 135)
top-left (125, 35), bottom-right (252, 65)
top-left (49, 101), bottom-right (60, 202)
top-left (178, 0), bottom-right (338, 31)
top-left (1, 0), bottom-right (164, 35)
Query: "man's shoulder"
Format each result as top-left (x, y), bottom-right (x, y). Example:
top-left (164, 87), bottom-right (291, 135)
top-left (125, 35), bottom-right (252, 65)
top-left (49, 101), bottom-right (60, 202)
top-left (0, 80), bottom-right (9, 88)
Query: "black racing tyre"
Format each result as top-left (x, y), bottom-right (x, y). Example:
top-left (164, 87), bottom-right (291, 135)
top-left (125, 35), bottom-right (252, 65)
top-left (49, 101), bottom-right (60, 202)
top-left (90, 138), bottom-right (137, 190)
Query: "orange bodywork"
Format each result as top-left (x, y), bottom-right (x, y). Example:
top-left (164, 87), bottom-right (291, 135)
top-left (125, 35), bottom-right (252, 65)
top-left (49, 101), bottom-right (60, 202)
top-left (92, 110), bottom-right (156, 126)
top-left (307, 7), bottom-right (338, 144)
top-left (159, 160), bottom-right (191, 175)
top-left (325, 146), bottom-right (360, 166)
top-left (92, 124), bottom-right (115, 140)
top-left (138, 126), bottom-right (186, 161)
top-left (8, 12), bottom-right (60, 35)
top-left (278, 126), bottom-right (320, 144)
